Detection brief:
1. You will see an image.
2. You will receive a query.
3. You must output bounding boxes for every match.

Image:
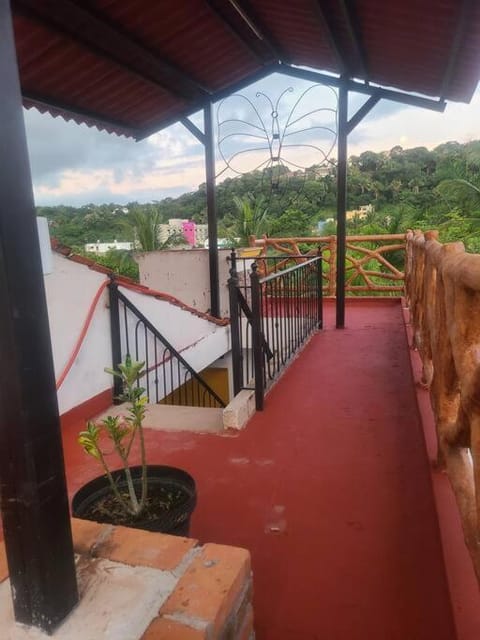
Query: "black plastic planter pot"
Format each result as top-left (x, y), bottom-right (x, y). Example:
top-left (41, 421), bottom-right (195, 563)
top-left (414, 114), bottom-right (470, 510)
top-left (72, 465), bottom-right (197, 536)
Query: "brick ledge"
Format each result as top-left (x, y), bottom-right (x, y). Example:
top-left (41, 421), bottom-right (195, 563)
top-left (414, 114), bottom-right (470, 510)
top-left (0, 519), bottom-right (254, 640)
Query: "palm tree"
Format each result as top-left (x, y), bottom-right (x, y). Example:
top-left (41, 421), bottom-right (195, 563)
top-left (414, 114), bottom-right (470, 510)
top-left (127, 209), bottom-right (162, 251)
top-left (435, 178), bottom-right (480, 211)
top-left (434, 179), bottom-right (480, 251)
top-left (233, 193), bottom-right (269, 246)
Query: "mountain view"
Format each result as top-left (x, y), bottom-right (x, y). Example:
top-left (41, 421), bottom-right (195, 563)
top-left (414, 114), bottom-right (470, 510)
top-left (37, 139), bottom-right (480, 278)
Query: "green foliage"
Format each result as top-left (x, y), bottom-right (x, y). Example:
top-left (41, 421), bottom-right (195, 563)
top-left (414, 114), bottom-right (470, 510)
top-left (128, 207), bottom-right (162, 251)
top-left (78, 356), bottom-right (149, 517)
top-left (232, 193), bottom-right (269, 245)
top-left (38, 139), bottom-right (480, 255)
top-left (270, 208), bottom-right (313, 237)
top-left (81, 249), bottom-right (139, 281)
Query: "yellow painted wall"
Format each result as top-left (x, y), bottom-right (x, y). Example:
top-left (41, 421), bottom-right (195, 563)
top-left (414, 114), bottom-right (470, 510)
top-left (160, 367), bottom-right (229, 407)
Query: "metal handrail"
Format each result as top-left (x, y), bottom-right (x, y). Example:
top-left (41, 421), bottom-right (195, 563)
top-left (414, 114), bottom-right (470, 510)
top-left (259, 256), bottom-right (321, 284)
top-left (110, 283), bottom-right (226, 408)
top-left (228, 250), bottom-right (323, 410)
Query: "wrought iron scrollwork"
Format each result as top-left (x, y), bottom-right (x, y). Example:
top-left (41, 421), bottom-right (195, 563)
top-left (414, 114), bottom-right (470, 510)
top-left (216, 84), bottom-right (338, 193)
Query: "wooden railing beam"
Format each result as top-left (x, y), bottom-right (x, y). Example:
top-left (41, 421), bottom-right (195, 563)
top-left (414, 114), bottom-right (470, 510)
top-left (250, 233), bottom-right (408, 295)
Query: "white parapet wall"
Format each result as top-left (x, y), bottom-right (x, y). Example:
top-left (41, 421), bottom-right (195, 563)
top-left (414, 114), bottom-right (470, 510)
top-left (43, 252), bottom-right (231, 416)
top-left (135, 248), bottom-right (231, 318)
top-left (118, 286), bottom-right (230, 379)
top-left (44, 253), bottom-right (112, 415)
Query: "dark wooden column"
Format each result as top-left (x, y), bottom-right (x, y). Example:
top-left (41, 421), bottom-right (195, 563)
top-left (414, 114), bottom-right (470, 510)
top-left (204, 102), bottom-right (220, 318)
top-left (336, 79), bottom-right (348, 328)
top-left (0, 1), bottom-right (78, 632)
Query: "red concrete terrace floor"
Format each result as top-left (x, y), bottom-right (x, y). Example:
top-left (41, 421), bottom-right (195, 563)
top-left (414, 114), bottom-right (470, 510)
top-left (62, 299), bottom-right (471, 639)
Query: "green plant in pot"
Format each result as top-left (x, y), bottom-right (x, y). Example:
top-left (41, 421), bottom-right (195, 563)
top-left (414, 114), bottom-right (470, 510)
top-left (72, 356), bottom-right (196, 535)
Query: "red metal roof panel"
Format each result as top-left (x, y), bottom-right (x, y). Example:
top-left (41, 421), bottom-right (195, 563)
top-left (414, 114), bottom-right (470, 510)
top-left (92, 0), bottom-right (262, 91)
top-left (10, 1), bottom-right (480, 138)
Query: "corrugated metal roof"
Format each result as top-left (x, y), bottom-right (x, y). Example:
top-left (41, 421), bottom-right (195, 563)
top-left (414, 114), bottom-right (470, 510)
top-left (11, 0), bottom-right (480, 138)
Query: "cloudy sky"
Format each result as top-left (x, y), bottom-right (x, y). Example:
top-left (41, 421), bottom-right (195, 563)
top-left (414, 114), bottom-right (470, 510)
top-left (24, 71), bottom-right (480, 207)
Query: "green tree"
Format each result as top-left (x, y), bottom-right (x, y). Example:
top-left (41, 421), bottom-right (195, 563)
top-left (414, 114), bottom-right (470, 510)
top-left (270, 209), bottom-right (313, 237)
top-left (82, 249), bottom-right (139, 281)
top-left (232, 193), bottom-right (269, 245)
top-left (128, 208), bottom-right (162, 251)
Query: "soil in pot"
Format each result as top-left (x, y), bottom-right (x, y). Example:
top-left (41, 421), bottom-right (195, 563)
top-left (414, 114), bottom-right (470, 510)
top-left (72, 465), bottom-right (196, 536)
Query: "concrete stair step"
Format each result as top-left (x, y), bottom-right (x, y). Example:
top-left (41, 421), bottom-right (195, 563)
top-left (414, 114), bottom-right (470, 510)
top-left (93, 402), bottom-right (224, 434)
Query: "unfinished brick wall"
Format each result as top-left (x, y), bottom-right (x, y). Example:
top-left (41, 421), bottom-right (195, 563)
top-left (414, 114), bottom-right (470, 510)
top-left (0, 519), bottom-right (254, 640)
top-left (72, 519), bottom-right (254, 640)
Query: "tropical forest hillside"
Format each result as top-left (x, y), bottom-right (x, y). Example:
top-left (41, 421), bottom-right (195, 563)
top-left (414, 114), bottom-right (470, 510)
top-left (37, 139), bottom-right (480, 257)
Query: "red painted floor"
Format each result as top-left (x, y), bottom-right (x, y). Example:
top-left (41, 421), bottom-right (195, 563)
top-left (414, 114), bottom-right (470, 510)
top-left (63, 299), bottom-right (457, 640)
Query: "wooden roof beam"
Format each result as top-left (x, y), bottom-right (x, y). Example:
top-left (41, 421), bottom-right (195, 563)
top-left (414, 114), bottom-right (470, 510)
top-left (136, 63), bottom-right (278, 141)
top-left (312, 1), bottom-right (350, 75)
top-left (205, 0), bottom-right (274, 64)
top-left (224, 0), bottom-right (288, 62)
top-left (13, 0), bottom-right (209, 102)
top-left (277, 63), bottom-right (446, 113)
top-left (440, 0), bottom-right (475, 98)
top-left (338, 0), bottom-right (369, 81)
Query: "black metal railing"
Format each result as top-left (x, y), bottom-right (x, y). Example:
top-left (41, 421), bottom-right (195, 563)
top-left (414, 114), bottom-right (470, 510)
top-left (109, 282), bottom-right (225, 408)
top-left (228, 251), bottom-right (323, 410)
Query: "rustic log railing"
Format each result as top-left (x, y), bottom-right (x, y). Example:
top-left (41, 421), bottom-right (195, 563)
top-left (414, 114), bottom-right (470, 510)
top-left (405, 229), bottom-right (480, 582)
top-left (250, 233), bottom-right (406, 295)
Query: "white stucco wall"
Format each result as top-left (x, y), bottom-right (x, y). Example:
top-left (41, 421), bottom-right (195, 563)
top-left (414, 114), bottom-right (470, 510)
top-left (43, 253), bottom-right (231, 415)
top-left (44, 254), bottom-right (112, 415)
top-left (135, 249), bottom-right (231, 318)
top-left (118, 287), bottom-right (230, 398)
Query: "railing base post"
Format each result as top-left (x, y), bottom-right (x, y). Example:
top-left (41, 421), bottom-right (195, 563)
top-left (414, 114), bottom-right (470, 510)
top-left (250, 264), bottom-right (264, 411)
top-left (228, 250), bottom-right (244, 396)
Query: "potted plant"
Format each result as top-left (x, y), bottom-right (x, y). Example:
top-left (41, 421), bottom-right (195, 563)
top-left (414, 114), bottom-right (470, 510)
top-left (72, 356), bottom-right (196, 535)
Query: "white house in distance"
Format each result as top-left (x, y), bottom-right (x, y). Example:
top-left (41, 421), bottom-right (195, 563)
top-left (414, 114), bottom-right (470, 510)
top-left (85, 239), bottom-right (134, 253)
top-left (346, 204), bottom-right (374, 221)
top-left (84, 220), bottom-right (209, 254)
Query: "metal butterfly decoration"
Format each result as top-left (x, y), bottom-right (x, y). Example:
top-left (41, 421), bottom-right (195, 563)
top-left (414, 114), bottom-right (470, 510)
top-left (216, 84), bottom-right (338, 195)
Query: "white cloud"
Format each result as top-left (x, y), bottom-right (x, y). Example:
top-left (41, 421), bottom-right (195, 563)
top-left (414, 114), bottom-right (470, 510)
top-left (348, 90), bottom-right (480, 154)
top-left (25, 74), bottom-right (480, 206)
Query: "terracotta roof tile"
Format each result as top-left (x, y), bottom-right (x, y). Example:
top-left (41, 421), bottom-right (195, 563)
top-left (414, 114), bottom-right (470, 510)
top-left (50, 238), bottom-right (229, 327)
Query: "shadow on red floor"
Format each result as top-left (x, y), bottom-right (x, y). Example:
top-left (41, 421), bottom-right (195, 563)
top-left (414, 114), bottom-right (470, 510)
top-left (63, 299), bottom-right (459, 640)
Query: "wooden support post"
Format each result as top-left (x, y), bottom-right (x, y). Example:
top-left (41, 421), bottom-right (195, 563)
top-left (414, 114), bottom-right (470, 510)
top-left (0, 1), bottom-right (78, 631)
top-left (336, 80), bottom-right (348, 328)
top-left (204, 102), bottom-right (220, 318)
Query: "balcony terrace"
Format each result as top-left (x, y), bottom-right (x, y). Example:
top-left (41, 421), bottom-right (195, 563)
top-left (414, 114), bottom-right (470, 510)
top-left (59, 296), bottom-right (479, 639)
top-left (3, 2), bottom-right (480, 638)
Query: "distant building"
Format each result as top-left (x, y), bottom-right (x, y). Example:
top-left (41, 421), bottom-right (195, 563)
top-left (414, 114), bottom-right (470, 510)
top-left (346, 204), bottom-right (374, 221)
top-left (158, 218), bottom-right (185, 244)
top-left (84, 240), bottom-right (133, 254)
top-left (194, 224), bottom-right (208, 246)
top-left (159, 218), bottom-right (208, 247)
top-left (182, 220), bottom-right (196, 246)
top-left (204, 238), bottom-right (238, 249)
top-left (309, 165), bottom-right (330, 178)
